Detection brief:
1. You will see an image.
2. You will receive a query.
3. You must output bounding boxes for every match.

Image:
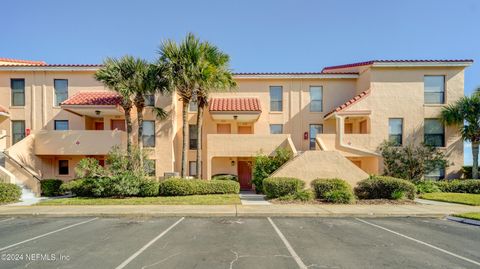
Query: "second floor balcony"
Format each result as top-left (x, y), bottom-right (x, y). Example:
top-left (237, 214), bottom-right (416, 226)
top-left (34, 130), bottom-right (126, 155)
top-left (206, 134), bottom-right (296, 158)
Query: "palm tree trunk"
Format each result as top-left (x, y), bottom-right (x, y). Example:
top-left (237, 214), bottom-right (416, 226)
top-left (136, 103), bottom-right (145, 168)
top-left (473, 141), bottom-right (479, 179)
top-left (196, 106), bottom-right (204, 179)
top-left (181, 102), bottom-right (188, 178)
top-left (124, 106), bottom-right (133, 168)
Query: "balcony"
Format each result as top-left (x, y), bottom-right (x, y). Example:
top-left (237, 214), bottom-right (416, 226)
top-left (206, 134), bottom-right (296, 158)
top-left (34, 130), bottom-right (126, 155)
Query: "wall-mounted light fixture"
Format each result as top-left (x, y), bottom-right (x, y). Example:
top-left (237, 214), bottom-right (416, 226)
top-left (233, 115), bottom-right (238, 120)
top-left (231, 160), bottom-right (235, 166)
top-left (95, 110), bottom-right (101, 116)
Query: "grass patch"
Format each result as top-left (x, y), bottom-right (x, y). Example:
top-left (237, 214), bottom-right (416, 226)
top-left (420, 193), bottom-right (480, 206)
top-left (38, 194), bottom-right (240, 205)
top-left (454, 212), bottom-right (480, 221)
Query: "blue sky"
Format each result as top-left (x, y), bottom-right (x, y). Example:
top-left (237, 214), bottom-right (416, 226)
top-left (2, 0), bottom-right (479, 164)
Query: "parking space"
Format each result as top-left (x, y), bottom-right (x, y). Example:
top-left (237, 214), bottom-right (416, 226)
top-left (0, 216), bottom-right (478, 269)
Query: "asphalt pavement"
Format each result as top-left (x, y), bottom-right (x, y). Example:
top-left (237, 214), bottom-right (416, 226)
top-left (0, 216), bottom-right (478, 269)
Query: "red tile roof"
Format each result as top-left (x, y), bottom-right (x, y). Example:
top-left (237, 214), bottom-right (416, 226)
top-left (0, 57), bottom-right (46, 65)
top-left (209, 97), bottom-right (261, 112)
top-left (324, 90), bottom-right (370, 118)
top-left (322, 59), bottom-right (474, 71)
top-left (61, 92), bottom-right (122, 106)
top-left (234, 71), bottom-right (358, 75)
top-left (0, 63), bottom-right (102, 67)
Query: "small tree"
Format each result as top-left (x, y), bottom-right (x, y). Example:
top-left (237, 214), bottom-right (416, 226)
top-left (252, 148), bottom-right (292, 193)
top-left (379, 141), bottom-right (449, 182)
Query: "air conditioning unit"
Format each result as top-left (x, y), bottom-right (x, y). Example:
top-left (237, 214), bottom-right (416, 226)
top-left (164, 172), bottom-right (180, 179)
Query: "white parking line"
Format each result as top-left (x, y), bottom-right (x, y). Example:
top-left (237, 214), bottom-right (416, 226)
top-left (267, 217), bottom-right (307, 269)
top-left (355, 218), bottom-right (480, 267)
top-left (0, 217), bottom-right (14, 223)
top-left (115, 217), bottom-right (185, 269)
top-left (0, 217), bottom-right (98, 252)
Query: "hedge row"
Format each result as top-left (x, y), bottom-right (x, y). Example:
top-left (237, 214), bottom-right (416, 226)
top-left (159, 179), bottom-right (240, 196)
top-left (436, 179), bottom-right (480, 194)
top-left (40, 179), bottom-right (63, 197)
top-left (354, 176), bottom-right (416, 200)
top-left (0, 183), bottom-right (21, 204)
top-left (262, 177), bottom-right (304, 199)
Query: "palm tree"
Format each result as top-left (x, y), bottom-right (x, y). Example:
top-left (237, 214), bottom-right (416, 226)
top-left (194, 43), bottom-right (236, 178)
top-left (94, 56), bottom-right (136, 159)
top-left (441, 93), bottom-right (480, 179)
top-left (158, 33), bottom-right (202, 177)
top-left (130, 60), bottom-right (169, 167)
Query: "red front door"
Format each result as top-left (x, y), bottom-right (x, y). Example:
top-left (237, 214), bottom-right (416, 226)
top-left (237, 161), bottom-right (252, 190)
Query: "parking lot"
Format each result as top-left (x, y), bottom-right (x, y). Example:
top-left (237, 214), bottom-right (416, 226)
top-left (0, 216), bottom-right (478, 269)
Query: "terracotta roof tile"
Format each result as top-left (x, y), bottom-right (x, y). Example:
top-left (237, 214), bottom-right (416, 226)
top-left (322, 59), bottom-right (474, 71)
top-left (0, 57), bottom-right (46, 65)
top-left (324, 90), bottom-right (370, 118)
top-left (209, 97), bottom-right (261, 112)
top-left (61, 92), bottom-right (122, 106)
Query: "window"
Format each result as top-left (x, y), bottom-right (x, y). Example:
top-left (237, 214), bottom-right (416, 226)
top-left (12, 121), bottom-right (25, 145)
top-left (270, 86), bottom-right (283, 112)
top-left (270, 124), bottom-right (283, 134)
top-left (142, 121), bottom-right (155, 147)
top-left (58, 160), bottom-right (69, 175)
top-left (189, 124), bottom-right (198, 150)
top-left (424, 119), bottom-right (445, 147)
top-left (54, 120), bottom-right (69, 130)
top-left (388, 118), bottom-right (403, 146)
top-left (54, 79), bottom-right (68, 106)
top-left (11, 79), bottom-right (25, 106)
top-left (424, 76), bottom-right (445, 104)
top-left (309, 86), bottom-right (323, 112)
top-left (309, 124), bottom-right (323, 150)
top-left (189, 92), bottom-right (198, 112)
top-left (189, 161), bottom-right (197, 177)
top-left (144, 159), bottom-right (156, 177)
top-left (425, 165), bottom-right (445, 180)
top-left (144, 94), bottom-right (155, 106)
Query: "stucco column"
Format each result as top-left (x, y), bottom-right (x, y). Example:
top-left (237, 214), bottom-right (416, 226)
top-left (206, 156), bottom-right (212, 180)
top-left (335, 115), bottom-right (345, 146)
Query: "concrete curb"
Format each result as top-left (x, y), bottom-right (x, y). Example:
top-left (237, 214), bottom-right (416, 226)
top-left (447, 216), bottom-right (480, 226)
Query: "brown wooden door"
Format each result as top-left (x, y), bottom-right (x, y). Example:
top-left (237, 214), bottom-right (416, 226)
top-left (111, 120), bottom-right (126, 131)
top-left (360, 120), bottom-right (367, 134)
top-left (344, 123), bottom-right (353, 134)
top-left (95, 122), bottom-right (104, 130)
top-left (238, 125), bottom-right (252, 134)
top-left (237, 161), bottom-right (252, 190)
top-left (217, 124), bottom-right (231, 134)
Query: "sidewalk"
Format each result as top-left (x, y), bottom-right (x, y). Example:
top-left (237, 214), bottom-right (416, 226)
top-left (0, 203), bottom-right (478, 217)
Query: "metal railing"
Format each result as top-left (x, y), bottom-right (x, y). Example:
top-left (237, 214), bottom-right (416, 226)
top-left (1, 151), bottom-right (41, 182)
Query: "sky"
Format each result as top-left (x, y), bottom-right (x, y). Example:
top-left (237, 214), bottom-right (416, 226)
top-left (2, 0), bottom-right (479, 165)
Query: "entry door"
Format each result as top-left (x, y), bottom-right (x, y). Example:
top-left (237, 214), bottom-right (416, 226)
top-left (217, 124), bottom-right (231, 134)
top-left (95, 122), bottom-right (104, 130)
top-left (238, 125), bottom-right (252, 134)
top-left (237, 161), bottom-right (252, 190)
top-left (111, 120), bottom-right (126, 131)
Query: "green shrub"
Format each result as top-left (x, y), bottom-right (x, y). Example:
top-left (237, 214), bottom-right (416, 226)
top-left (138, 180), bottom-right (160, 197)
top-left (212, 174), bottom-right (238, 182)
top-left (354, 176), bottom-right (416, 200)
top-left (0, 183), bottom-right (21, 204)
top-left (462, 166), bottom-right (472, 179)
top-left (311, 178), bottom-right (354, 204)
top-left (40, 179), bottom-right (63, 197)
top-left (437, 179), bottom-right (480, 194)
top-left (311, 178), bottom-right (350, 198)
top-left (91, 172), bottom-right (141, 197)
top-left (278, 189), bottom-right (314, 202)
top-left (415, 181), bottom-right (441, 194)
top-left (253, 148), bottom-right (292, 193)
top-left (391, 190), bottom-right (406, 200)
top-left (159, 179), bottom-right (240, 196)
top-left (262, 177), bottom-right (304, 199)
top-left (60, 179), bottom-right (95, 197)
top-left (324, 190), bottom-right (355, 204)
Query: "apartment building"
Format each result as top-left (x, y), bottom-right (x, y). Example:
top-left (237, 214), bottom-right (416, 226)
top-left (0, 57), bottom-right (472, 194)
